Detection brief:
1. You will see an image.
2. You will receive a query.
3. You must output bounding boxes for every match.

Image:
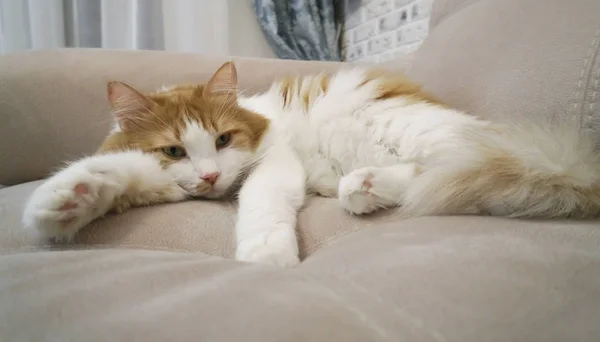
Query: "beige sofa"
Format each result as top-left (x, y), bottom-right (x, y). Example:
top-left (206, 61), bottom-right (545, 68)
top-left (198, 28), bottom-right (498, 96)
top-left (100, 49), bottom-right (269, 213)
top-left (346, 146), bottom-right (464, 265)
top-left (1, 0), bottom-right (599, 341)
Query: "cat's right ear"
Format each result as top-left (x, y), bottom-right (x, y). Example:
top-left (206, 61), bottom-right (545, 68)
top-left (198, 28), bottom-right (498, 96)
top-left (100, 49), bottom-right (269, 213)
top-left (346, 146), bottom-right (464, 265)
top-left (107, 81), bottom-right (155, 132)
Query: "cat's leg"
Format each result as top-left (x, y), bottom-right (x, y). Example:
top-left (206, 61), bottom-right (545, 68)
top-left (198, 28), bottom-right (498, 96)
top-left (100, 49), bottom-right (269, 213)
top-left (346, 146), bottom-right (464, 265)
top-left (22, 151), bottom-right (186, 241)
top-left (338, 163), bottom-right (420, 215)
top-left (235, 145), bottom-right (306, 267)
top-left (306, 165), bottom-right (341, 198)
top-left (303, 155), bottom-right (340, 197)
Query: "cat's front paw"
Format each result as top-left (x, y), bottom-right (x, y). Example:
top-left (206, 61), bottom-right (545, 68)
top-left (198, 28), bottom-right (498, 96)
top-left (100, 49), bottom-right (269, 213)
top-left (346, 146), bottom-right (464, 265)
top-left (22, 167), bottom-right (119, 242)
top-left (236, 231), bottom-right (300, 268)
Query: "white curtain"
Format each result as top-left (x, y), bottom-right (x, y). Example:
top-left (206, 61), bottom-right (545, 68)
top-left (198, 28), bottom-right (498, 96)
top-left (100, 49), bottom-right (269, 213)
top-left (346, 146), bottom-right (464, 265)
top-left (0, 0), bottom-right (276, 57)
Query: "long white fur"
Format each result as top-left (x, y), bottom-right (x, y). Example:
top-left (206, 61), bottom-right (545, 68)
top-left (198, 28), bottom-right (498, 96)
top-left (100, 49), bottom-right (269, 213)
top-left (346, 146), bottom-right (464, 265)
top-left (22, 68), bottom-right (600, 266)
top-left (22, 151), bottom-right (186, 241)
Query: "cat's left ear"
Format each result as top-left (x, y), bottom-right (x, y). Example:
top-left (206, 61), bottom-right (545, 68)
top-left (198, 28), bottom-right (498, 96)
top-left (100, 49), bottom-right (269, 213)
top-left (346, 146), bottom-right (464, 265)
top-left (203, 61), bottom-right (238, 99)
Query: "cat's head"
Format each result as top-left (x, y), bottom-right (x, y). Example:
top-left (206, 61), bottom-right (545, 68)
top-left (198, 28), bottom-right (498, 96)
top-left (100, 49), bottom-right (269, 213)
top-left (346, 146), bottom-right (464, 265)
top-left (101, 62), bottom-right (269, 199)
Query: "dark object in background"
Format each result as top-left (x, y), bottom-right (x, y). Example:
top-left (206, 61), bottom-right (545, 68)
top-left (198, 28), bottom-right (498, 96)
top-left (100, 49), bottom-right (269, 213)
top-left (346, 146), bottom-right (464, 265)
top-left (252, 0), bottom-right (343, 61)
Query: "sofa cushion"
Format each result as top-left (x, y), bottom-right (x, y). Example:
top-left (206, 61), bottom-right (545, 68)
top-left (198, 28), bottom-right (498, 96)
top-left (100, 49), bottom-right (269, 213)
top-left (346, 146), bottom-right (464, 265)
top-left (2, 216), bottom-right (599, 342)
top-left (304, 216), bottom-right (600, 341)
top-left (428, 0), bottom-right (481, 29)
top-left (409, 0), bottom-right (600, 140)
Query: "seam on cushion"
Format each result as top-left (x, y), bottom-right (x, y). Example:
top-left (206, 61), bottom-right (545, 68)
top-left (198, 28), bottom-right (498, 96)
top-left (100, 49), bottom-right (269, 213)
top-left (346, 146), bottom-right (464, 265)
top-left (296, 269), bottom-right (449, 342)
top-left (293, 272), bottom-right (392, 340)
top-left (304, 224), bottom-right (362, 256)
top-left (584, 27), bottom-right (600, 134)
top-left (304, 214), bottom-right (392, 256)
top-left (569, 26), bottom-right (600, 132)
top-left (305, 213), bottom-right (413, 256)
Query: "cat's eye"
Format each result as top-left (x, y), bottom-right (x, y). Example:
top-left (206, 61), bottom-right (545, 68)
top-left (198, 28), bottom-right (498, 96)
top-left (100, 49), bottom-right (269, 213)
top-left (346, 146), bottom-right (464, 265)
top-left (215, 133), bottom-right (232, 149)
top-left (162, 146), bottom-right (187, 158)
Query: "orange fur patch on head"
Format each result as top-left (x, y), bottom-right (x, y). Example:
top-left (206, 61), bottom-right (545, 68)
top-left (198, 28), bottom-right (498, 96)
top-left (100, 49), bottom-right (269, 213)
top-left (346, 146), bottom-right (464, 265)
top-left (98, 63), bottom-right (269, 165)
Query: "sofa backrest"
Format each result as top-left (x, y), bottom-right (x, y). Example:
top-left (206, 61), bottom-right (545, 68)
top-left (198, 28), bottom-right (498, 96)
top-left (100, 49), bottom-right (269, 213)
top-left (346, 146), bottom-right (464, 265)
top-left (407, 0), bottom-right (600, 142)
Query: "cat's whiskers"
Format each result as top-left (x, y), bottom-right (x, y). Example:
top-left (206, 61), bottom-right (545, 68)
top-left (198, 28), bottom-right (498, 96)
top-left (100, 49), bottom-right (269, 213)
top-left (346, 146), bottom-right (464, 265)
top-left (120, 103), bottom-right (172, 132)
top-left (143, 106), bottom-right (172, 132)
top-left (181, 101), bottom-right (193, 126)
top-left (213, 88), bottom-right (241, 122)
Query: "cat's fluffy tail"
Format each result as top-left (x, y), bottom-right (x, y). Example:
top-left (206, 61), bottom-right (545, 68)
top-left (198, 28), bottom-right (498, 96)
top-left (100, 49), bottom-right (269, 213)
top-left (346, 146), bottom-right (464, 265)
top-left (402, 123), bottom-right (600, 218)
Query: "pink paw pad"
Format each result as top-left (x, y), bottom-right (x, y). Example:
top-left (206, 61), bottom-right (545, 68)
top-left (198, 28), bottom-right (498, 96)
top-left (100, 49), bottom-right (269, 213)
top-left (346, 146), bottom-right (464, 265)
top-left (73, 183), bottom-right (89, 195)
top-left (57, 183), bottom-right (89, 211)
top-left (361, 174), bottom-right (374, 190)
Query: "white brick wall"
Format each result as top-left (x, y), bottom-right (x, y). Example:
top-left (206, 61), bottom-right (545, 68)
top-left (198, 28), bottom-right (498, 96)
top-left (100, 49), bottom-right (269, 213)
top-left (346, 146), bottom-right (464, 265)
top-left (342, 0), bottom-right (433, 63)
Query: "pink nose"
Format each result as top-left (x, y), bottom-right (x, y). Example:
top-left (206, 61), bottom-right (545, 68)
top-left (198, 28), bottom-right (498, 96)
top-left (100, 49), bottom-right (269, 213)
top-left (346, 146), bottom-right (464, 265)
top-left (201, 172), bottom-right (220, 185)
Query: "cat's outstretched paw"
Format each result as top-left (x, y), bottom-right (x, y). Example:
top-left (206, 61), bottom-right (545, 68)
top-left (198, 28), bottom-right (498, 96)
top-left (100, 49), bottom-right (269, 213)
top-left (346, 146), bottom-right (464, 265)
top-left (338, 168), bottom-right (380, 214)
top-left (236, 232), bottom-right (300, 268)
top-left (22, 168), bottom-right (119, 242)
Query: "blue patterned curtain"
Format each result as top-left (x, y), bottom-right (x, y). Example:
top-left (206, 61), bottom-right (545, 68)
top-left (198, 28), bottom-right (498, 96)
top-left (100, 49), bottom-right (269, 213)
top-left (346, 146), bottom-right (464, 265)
top-left (252, 0), bottom-right (342, 61)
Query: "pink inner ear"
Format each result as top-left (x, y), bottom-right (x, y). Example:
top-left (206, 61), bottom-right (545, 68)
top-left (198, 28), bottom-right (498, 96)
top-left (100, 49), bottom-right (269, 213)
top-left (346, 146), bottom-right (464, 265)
top-left (107, 81), bottom-right (153, 131)
top-left (108, 81), bottom-right (135, 105)
top-left (205, 62), bottom-right (238, 97)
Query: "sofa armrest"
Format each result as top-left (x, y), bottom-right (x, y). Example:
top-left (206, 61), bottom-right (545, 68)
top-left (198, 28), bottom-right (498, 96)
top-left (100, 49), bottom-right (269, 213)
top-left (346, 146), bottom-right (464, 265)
top-left (0, 49), bottom-right (346, 186)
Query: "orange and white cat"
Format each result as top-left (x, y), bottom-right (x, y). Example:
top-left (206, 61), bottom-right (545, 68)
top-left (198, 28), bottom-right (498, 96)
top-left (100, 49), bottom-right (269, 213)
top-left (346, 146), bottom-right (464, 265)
top-left (22, 62), bottom-right (600, 267)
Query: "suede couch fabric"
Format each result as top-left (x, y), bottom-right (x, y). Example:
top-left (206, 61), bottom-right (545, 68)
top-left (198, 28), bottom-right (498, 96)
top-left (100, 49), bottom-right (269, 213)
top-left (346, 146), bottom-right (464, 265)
top-left (1, 0), bottom-right (599, 341)
top-left (408, 0), bottom-right (600, 133)
top-left (2, 219), bottom-right (599, 342)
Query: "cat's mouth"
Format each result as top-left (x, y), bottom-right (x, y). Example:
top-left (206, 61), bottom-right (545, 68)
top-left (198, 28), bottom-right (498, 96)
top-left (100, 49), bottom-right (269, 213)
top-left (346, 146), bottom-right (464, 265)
top-left (177, 174), bottom-right (242, 200)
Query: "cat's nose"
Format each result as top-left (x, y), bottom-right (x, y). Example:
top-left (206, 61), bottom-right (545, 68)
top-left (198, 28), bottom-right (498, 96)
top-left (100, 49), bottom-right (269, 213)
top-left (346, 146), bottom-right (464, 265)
top-left (200, 172), bottom-right (220, 186)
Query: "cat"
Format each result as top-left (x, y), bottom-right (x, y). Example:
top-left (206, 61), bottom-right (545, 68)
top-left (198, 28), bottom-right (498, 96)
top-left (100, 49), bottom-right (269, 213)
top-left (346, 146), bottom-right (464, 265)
top-left (22, 61), bottom-right (600, 267)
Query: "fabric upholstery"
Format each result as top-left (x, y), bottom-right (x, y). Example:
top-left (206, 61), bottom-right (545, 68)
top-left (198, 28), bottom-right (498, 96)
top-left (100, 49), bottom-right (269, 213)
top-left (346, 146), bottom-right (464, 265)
top-left (2, 218), bottom-right (599, 342)
top-left (1, 0), bottom-right (600, 341)
top-left (428, 0), bottom-right (481, 29)
top-left (409, 0), bottom-right (600, 138)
